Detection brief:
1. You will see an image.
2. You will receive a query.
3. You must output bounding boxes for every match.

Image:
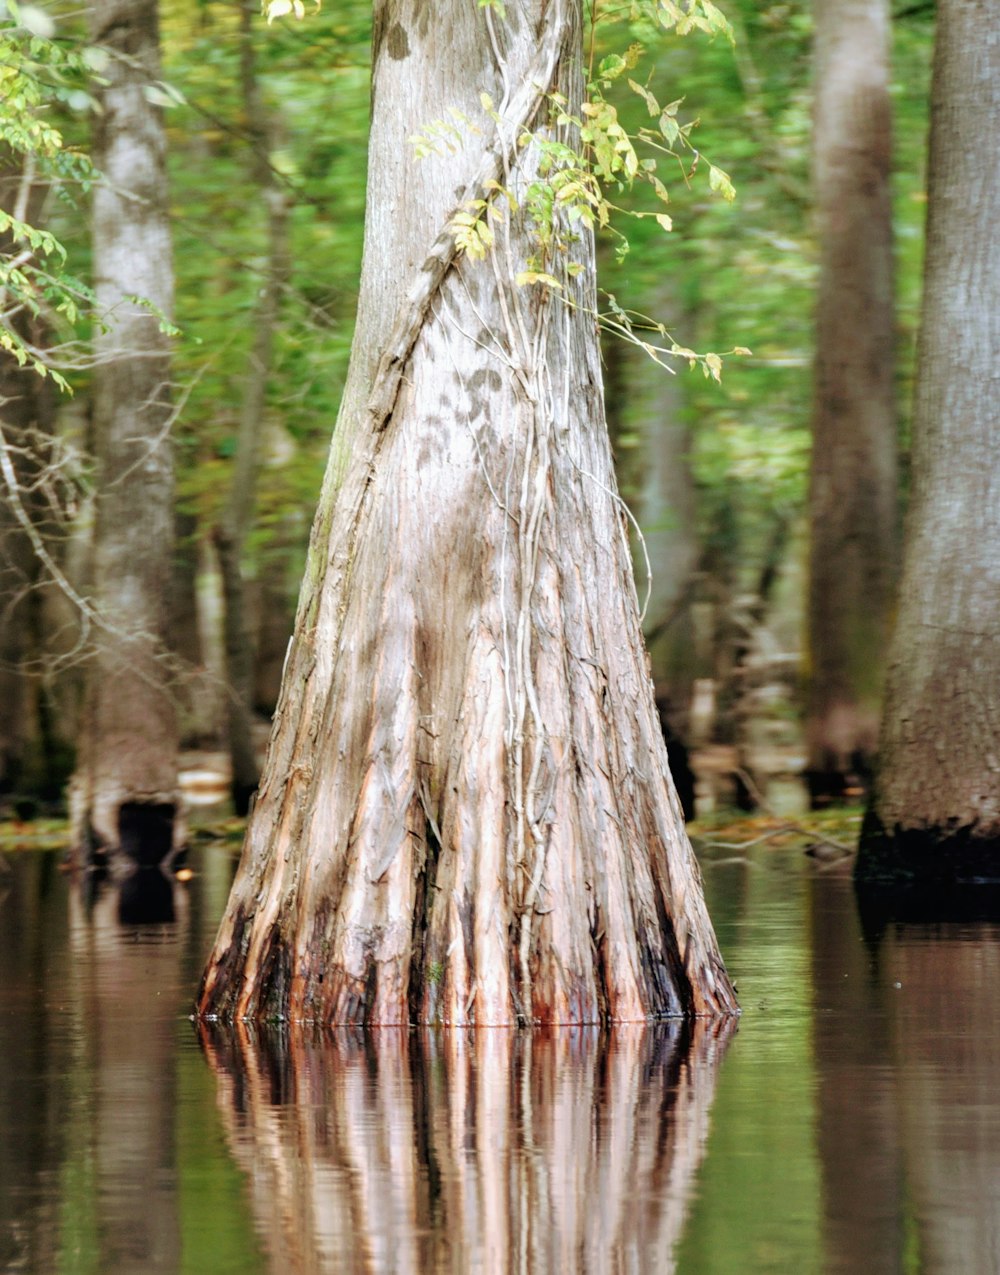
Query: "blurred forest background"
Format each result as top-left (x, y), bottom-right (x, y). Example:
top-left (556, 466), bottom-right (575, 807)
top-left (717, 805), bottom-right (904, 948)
top-left (0, 0), bottom-right (939, 831)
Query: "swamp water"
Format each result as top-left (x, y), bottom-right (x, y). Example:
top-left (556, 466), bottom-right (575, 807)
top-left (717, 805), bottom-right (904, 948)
top-left (2, 839), bottom-right (999, 1273)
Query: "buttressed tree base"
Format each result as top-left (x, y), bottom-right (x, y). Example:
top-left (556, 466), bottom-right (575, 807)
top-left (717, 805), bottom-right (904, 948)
top-left (197, 0), bottom-right (737, 1026)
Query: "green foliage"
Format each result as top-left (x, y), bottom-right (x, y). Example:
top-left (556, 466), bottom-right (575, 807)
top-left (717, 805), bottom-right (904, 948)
top-left (157, 0), bottom-right (371, 589)
top-left (0, 0), bottom-right (95, 389)
top-left (407, 6), bottom-right (744, 382)
top-left (1, 0), bottom-right (935, 698)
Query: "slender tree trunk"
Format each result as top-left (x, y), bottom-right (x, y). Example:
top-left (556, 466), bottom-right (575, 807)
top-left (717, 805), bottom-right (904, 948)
top-left (251, 546), bottom-right (294, 714)
top-left (602, 284), bottom-right (699, 817)
top-left (213, 0), bottom-right (291, 815)
top-left (857, 1), bottom-right (1000, 883)
top-left (169, 507), bottom-right (215, 746)
top-left (198, 0), bottom-right (736, 1025)
top-left (71, 0), bottom-right (179, 862)
top-left (0, 162), bottom-right (63, 798)
top-left (805, 0), bottom-right (898, 808)
top-left (0, 348), bottom-right (42, 795)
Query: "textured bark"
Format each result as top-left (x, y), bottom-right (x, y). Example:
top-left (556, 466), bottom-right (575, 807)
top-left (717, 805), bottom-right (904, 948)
top-left (805, 0), bottom-right (898, 807)
top-left (198, 0), bottom-right (736, 1024)
top-left (858, 1), bottom-right (1000, 882)
top-left (71, 0), bottom-right (179, 858)
top-left (200, 1020), bottom-right (733, 1272)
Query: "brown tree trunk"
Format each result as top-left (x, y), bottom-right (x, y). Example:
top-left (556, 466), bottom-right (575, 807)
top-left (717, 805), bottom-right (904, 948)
top-left (169, 507), bottom-right (218, 746)
top-left (198, 0), bottom-right (736, 1025)
top-left (857, 0), bottom-right (1000, 883)
top-left (602, 283), bottom-right (700, 817)
top-left (251, 545), bottom-right (294, 715)
top-left (214, 0), bottom-right (292, 815)
top-left (71, 0), bottom-right (179, 863)
top-left (804, 0), bottom-right (898, 808)
top-left (0, 163), bottom-right (67, 801)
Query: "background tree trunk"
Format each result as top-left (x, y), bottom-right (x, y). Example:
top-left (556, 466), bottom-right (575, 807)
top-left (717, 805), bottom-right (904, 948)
top-left (603, 283), bottom-right (700, 818)
top-left (857, 0), bottom-right (1000, 883)
top-left (198, 0), bottom-right (735, 1026)
top-left (71, 0), bottom-right (179, 862)
top-left (804, 0), bottom-right (898, 808)
top-left (213, 0), bottom-right (292, 816)
top-left (0, 163), bottom-right (72, 803)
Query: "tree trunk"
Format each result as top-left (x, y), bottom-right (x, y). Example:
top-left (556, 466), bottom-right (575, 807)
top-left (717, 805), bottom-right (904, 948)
top-left (198, 0), bottom-right (736, 1025)
top-left (0, 162), bottom-right (67, 800)
top-left (857, 0), bottom-right (1000, 883)
top-left (71, 0), bottom-right (179, 862)
top-left (169, 507), bottom-right (216, 746)
top-left (214, 0), bottom-right (292, 815)
top-left (251, 544), bottom-right (294, 715)
top-left (603, 285), bottom-right (700, 818)
top-left (804, 0), bottom-right (898, 808)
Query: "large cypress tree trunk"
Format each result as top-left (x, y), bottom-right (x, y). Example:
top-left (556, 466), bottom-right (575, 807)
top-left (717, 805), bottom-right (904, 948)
top-left (198, 0), bottom-right (736, 1025)
top-left (71, 0), bottom-right (179, 862)
top-left (804, 0), bottom-right (898, 808)
top-left (857, 0), bottom-right (1000, 883)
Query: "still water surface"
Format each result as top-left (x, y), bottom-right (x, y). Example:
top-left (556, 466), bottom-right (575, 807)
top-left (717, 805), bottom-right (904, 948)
top-left (2, 840), bottom-right (999, 1273)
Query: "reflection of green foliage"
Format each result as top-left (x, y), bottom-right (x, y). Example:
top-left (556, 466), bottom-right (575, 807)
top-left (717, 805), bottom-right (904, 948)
top-left (177, 1035), bottom-right (266, 1275)
top-left (57, 1146), bottom-right (100, 1274)
top-left (678, 852), bottom-right (823, 1273)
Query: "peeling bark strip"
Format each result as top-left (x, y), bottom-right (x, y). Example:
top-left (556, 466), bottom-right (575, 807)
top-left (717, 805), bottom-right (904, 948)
top-left (197, 0), bottom-right (737, 1025)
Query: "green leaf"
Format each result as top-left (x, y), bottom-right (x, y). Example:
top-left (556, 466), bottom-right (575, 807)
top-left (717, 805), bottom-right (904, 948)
top-left (709, 163), bottom-right (736, 202)
top-left (515, 271), bottom-right (562, 289)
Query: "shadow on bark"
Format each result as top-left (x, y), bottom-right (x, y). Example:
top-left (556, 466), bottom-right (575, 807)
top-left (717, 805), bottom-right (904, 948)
top-left (199, 1016), bottom-right (735, 1273)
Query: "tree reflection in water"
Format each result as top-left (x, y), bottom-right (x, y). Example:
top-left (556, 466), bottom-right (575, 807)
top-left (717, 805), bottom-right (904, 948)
top-left (200, 1017), bottom-right (735, 1273)
top-left (68, 872), bottom-right (186, 1274)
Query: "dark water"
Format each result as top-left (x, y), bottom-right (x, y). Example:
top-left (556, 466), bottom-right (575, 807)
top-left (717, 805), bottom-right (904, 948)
top-left (2, 839), bottom-right (1000, 1273)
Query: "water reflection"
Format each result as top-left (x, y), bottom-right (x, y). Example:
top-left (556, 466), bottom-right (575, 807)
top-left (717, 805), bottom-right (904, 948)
top-left (200, 1018), bottom-right (735, 1274)
top-left (7, 846), bottom-right (1000, 1273)
top-left (67, 877), bottom-right (186, 1273)
top-left (878, 912), bottom-right (1000, 1271)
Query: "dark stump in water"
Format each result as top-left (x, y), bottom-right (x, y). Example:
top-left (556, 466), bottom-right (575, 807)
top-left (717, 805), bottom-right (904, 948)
top-left (118, 801), bottom-right (175, 867)
top-left (856, 808), bottom-right (1000, 924)
top-left (118, 865), bottom-right (176, 924)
